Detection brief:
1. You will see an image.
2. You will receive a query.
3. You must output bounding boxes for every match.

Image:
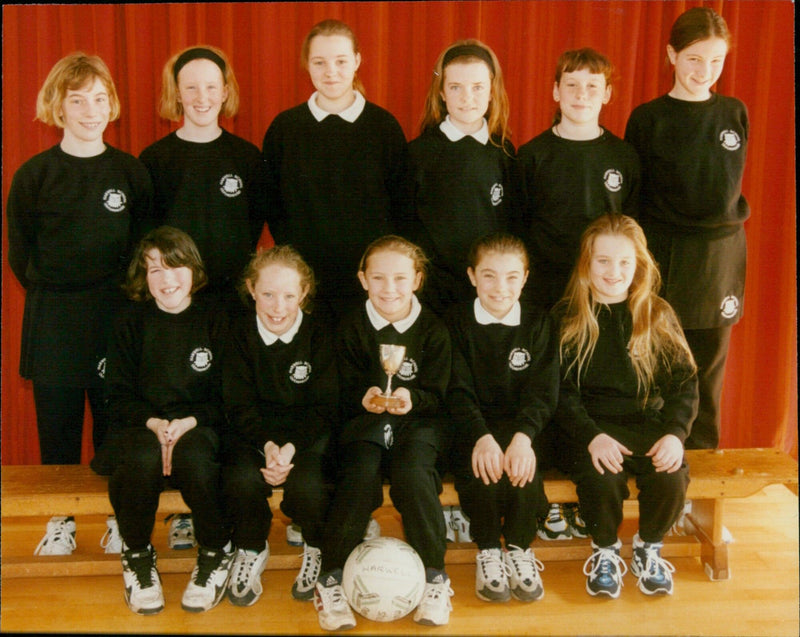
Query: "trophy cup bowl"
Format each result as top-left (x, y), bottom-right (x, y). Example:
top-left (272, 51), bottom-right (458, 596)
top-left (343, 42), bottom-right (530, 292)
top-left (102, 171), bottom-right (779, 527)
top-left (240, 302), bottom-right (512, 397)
top-left (372, 344), bottom-right (406, 409)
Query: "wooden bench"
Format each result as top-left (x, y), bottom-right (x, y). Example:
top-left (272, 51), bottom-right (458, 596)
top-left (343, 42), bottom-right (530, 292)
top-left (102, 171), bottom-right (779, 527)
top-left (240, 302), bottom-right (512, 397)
top-left (2, 448), bottom-right (796, 581)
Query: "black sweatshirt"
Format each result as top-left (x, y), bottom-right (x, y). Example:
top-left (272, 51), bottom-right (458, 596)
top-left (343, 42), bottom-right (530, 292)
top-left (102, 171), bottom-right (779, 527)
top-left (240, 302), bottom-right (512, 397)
top-left (106, 296), bottom-right (227, 432)
top-left (624, 93), bottom-right (749, 238)
top-left (7, 144), bottom-right (152, 290)
top-left (554, 302), bottom-right (698, 449)
top-left (447, 301), bottom-right (560, 449)
top-left (261, 102), bottom-right (411, 300)
top-left (335, 301), bottom-right (451, 448)
top-left (139, 129), bottom-right (266, 290)
top-left (222, 311), bottom-right (338, 452)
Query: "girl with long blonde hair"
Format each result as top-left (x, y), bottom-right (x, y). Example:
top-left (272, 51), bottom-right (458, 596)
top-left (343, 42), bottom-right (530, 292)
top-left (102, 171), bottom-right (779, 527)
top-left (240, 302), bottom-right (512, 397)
top-left (555, 214), bottom-right (697, 600)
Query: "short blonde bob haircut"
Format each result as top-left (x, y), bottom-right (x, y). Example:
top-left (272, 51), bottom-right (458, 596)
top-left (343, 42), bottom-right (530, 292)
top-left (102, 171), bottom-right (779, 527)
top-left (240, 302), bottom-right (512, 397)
top-left (159, 45), bottom-right (240, 121)
top-left (35, 52), bottom-right (121, 127)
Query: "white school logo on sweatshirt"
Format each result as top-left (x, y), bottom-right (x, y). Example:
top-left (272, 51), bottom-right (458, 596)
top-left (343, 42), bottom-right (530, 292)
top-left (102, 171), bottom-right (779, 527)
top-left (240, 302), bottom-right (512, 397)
top-left (719, 130), bottom-right (741, 151)
top-left (190, 347), bottom-right (213, 372)
top-left (720, 295), bottom-right (740, 319)
top-left (219, 174), bottom-right (243, 198)
top-left (397, 358), bottom-right (418, 381)
top-left (508, 348), bottom-right (531, 371)
top-left (289, 361), bottom-right (312, 384)
top-left (103, 189), bottom-right (127, 212)
top-left (603, 169), bottom-right (623, 193)
top-left (490, 183), bottom-right (504, 206)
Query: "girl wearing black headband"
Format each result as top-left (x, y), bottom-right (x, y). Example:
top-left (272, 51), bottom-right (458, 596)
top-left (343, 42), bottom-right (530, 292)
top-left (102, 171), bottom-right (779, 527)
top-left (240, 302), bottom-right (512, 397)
top-left (139, 45), bottom-right (266, 319)
top-left (409, 39), bottom-right (518, 319)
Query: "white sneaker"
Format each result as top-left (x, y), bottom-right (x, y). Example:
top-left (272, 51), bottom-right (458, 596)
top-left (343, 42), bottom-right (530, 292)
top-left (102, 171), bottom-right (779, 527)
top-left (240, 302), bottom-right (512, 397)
top-left (34, 515), bottom-right (76, 555)
top-left (121, 544), bottom-right (164, 615)
top-left (286, 522), bottom-right (304, 547)
top-left (181, 543), bottom-right (235, 612)
top-left (475, 548), bottom-right (511, 602)
top-left (314, 570), bottom-right (357, 631)
top-left (167, 513), bottom-right (196, 549)
top-left (363, 518), bottom-right (381, 541)
top-left (537, 503), bottom-right (572, 540)
top-left (631, 533), bottom-right (675, 596)
top-left (564, 502), bottom-right (589, 538)
top-left (292, 544), bottom-right (322, 601)
top-left (584, 539), bottom-right (627, 598)
top-left (227, 542), bottom-right (270, 607)
top-left (504, 545), bottom-right (545, 601)
top-left (669, 499), bottom-right (692, 536)
top-left (413, 571), bottom-right (454, 625)
top-left (450, 507), bottom-right (473, 542)
top-left (443, 506), bottom-right (456, 542)
top-left (101, 515), bottom-right (122, 554)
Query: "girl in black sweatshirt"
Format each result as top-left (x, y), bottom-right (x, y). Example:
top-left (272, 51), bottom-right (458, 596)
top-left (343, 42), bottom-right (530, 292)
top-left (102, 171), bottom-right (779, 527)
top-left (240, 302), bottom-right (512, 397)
top-left (555, 214), bottom-right (698, 599)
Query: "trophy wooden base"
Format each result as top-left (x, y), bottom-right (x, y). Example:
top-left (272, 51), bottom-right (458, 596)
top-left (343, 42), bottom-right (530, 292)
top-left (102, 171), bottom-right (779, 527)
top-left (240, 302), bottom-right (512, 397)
top-left (371, 394), bottom-right (402, 409)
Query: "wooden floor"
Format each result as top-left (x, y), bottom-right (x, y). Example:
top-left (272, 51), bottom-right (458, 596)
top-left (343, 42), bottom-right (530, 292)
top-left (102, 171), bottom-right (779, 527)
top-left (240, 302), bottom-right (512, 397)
top-left (1, 483), bottom-right (797, 636)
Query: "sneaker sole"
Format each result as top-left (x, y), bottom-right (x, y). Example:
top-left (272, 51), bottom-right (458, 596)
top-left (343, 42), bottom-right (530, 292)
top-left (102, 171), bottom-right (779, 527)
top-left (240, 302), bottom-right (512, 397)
top-left (476, 589), bottom-right (512, 603)
top-left (225, 588), bottom-right (261, 607)
top-left (182, 587), bottom-right (228, 613)
top-left (585, 581), bottom-right (621, 599)
top-left (537, 530), bottom-right (572, 541)
top-left (511, 587), bottom-right (544, 602)
top-left (637, 584), bottom-right (673, 595)
top-left (319, 620), bottom-right (356, 631)
top-left (125, 594), bottom-right (164, 615)
top-left (291, 584), bottom-right (316, 601)
top-left (414, 616), bottom-right (448, 626)
top-left (129, 603), bottom-right (164, 615)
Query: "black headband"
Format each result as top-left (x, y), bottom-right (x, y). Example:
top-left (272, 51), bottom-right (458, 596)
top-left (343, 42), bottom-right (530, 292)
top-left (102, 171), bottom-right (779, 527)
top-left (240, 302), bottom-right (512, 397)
top-left (173, 48), bottom-right (226, 82)
top-left (441, 44), bottom-right (495, 75)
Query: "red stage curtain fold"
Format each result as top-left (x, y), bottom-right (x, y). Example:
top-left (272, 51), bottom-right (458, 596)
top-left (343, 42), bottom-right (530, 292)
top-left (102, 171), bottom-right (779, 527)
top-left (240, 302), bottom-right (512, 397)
top-left (2, 1), bottom-right (796, 464)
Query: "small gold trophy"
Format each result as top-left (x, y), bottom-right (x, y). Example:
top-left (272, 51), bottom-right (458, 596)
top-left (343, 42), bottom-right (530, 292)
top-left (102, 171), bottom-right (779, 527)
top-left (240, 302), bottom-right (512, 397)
top-left (372, 344), bottom-right (406, 409)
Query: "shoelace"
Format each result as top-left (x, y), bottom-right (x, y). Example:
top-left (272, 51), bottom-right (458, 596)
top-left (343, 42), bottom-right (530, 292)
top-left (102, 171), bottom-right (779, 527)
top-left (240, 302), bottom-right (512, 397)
top-left (101, 522), bottom-right (121, 551)
top-left (583, 546), bottom-right (628, 581)
top-left (126, 549), bottom-right (157, 589)
top-left (297, 545), bottom-right (322, 587)
top-left (477, 549), bottom-right (512, 584)
top-left (34, 520), bottom-right (77, 555)
top-left (167, 514), bottom-right (193, 536)
top-left (505, 545), bottom-right (544, 583)
top-left (419, 579), bottom-right (454, 608)
top-left (544, 504), bottom-right (568, 527)
top-left (320, 582), bottom-right (350, 612)
top-left (193, 548), bottom-right (224, 586)
top-left (637, 545), bottom-right (675, 581)
top-left (231, 549), bottom-right (262, 589)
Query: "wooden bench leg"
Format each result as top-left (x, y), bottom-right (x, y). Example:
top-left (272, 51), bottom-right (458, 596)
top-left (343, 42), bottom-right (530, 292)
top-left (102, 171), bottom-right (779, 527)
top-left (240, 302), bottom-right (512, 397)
top-left (684, 497), bottom-right (730, 581)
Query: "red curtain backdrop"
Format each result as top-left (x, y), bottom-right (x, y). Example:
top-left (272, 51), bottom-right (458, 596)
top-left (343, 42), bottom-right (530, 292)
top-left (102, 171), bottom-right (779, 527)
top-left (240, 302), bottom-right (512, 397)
top-left (2, 1), bottom-right (796, 464)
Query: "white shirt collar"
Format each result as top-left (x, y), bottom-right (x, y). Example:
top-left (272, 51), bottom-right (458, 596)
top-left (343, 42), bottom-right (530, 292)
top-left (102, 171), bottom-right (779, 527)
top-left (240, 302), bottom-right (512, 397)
top-left (307, 90), bottom-right (366, 123)
top-left (365, 294), bottom-right (421, 334)
top-left (256, 310), bottom-right (304, 345)
top-left (439, 115), bottom-right (490, 144)
top-left (473, 297), bottom-right (521, 326)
